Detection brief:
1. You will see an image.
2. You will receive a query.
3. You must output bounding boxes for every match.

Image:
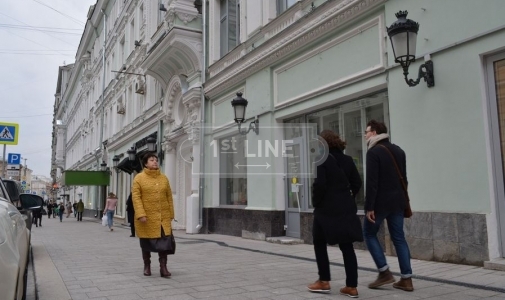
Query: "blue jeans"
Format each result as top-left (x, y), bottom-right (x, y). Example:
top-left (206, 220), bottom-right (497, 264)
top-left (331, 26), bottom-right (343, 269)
top-left (106, 210), bottom-right (114, 228)
top-left (363, 211), bottom-right (412, 278)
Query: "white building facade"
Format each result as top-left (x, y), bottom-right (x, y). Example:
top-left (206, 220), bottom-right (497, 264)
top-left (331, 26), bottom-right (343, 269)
top-left (51, 0), bottom-right (204, 232)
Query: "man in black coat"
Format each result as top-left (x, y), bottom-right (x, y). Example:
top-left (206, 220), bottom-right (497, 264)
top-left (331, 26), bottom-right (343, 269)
top-left (363, 120), bottom-right (414, 292)
top-left (126, 193), bottom-right (135, 237)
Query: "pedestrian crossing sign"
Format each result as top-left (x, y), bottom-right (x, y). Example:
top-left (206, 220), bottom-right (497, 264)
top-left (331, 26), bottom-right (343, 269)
top-left (0, 122), bottom-right (19, 145)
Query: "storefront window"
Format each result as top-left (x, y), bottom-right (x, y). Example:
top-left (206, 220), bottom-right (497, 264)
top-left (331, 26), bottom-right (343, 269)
top-left (287, 91), bottom-right (389, 210)
top-left (219, 135), bottom-right (247, 205)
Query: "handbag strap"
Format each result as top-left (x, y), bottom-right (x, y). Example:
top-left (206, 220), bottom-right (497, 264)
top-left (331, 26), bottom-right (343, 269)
top-left (377, 144), bottom-right (408, 192)
top-left (328, 153), bottom-right (350, 188)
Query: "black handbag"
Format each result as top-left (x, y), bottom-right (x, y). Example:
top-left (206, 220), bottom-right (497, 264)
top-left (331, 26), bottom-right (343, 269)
top-left (144, 231), bottom-right (176, 254)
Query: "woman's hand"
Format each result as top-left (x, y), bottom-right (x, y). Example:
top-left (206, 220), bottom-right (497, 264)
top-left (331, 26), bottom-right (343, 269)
top-left (139, 217), bottom-right (147, 223)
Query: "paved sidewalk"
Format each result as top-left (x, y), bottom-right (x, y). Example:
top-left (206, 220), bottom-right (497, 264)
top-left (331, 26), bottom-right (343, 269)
top-left (29, 215), bottom-right (505, 300)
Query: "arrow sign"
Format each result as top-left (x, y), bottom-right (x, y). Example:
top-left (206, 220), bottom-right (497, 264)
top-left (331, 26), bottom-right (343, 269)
top-left (235, 162), bottom-right (271, 169)
top-left (0, 122), bottom-right (19, 145)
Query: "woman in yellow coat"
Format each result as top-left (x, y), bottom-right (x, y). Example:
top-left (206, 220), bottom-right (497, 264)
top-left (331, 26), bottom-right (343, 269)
top-left (132, 153), bottom-right (175, 278)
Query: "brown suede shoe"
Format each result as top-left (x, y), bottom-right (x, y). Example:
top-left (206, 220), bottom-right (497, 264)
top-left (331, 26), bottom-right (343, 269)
top-left (307, 280), bottom-right (331, 293)
top-left (368, 269), bottom-right (395, 289)
top-left (340, 286), bottom-right (359, 298)
top-left (393, 278), bottom-right (414, 291)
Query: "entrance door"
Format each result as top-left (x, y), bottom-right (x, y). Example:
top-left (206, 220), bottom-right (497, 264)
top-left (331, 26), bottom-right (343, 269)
top-left (487, 52), bottom-right (505, 257)
top-left (285, 137), bottom-right (308, 238)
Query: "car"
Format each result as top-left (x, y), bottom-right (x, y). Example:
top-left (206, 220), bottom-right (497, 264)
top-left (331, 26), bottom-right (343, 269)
top-left (2, 179), bottom-right (40, 231)
top-left (0, 179), bottom-right (30, 300)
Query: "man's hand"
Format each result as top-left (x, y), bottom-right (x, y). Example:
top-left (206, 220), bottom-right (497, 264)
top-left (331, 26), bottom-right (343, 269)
top-left (366, 211), bottom-right (375, 224)
top-left (139, 217), bottom-right (147, 223)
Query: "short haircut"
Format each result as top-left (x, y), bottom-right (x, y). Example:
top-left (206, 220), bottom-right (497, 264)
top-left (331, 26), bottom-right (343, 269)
top-left (319, 129), bottom-right (346, 150)
top-left (142, 153), bottom-right (158, 166)
top-left (367, 120), bottom-right (388, 134)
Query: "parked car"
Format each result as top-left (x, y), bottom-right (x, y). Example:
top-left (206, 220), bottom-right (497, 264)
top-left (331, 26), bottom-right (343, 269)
top-left (0, 180), bottom-right (30, 300)
top-left (2, 179), bottom-right (40, 231)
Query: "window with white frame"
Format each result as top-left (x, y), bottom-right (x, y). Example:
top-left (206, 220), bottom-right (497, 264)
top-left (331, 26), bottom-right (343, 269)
top-left (277, 0), bottom-right (297, 15)
top-left (220, 0), bottom-right (240, 57)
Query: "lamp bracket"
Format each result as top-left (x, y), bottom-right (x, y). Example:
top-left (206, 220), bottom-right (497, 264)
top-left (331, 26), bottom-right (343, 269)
top-left (237, 116), bottom-right (259, 135)
top-left (402, 60), bottom-right (435, 88)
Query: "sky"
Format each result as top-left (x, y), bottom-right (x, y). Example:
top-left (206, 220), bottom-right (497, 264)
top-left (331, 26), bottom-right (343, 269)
top-left (0, 0), bottom-right (96, 176)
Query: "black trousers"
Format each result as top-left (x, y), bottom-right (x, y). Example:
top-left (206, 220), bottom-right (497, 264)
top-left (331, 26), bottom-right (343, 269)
top-left (128, 211), bottom-right (135, 236)
top-left (313, 219), bottom-right (358, 287)
top-left (77, 212), bottom-right (83, 221)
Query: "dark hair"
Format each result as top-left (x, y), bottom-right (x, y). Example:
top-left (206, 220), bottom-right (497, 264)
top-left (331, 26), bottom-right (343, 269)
top-left (142, 153), bottom-right (158, 166)
top-left (367, 120), bottom-right (388, 134)
top-left (319, 129), bottom-right (346, 150)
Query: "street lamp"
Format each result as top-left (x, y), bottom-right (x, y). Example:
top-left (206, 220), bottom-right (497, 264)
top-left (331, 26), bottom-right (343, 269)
top-left (387, 10), bottom-right (434, 87)
top-left (100, 161), bottom-right (107, 171)
top-left (231, 92), bottom-right (259, 135)
top-left (127, 147), bottom-right (137, 161)
top-left (146, 137), bottom-right (157, 152)
top-left (112, 155), bottom-right (121, 174)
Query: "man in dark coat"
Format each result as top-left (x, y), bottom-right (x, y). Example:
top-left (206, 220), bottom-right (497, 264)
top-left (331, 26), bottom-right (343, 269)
top-left (307, 130), bottom-right (362, 298)
top-left (126, 193), bottom-right (135, 237)
top-left (363, 120), bottom-right (413, 292)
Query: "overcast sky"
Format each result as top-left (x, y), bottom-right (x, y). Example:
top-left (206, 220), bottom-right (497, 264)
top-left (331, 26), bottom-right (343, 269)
top-left (0, 0), bottom-right (96, 176)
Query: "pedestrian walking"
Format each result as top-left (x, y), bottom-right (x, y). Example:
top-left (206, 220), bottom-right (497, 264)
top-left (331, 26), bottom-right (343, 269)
top-left (73, 201), bottom-right (77, 218)
top-left (47, 201), bottom-right (53, 219)
top-left (103, 192), bottom-right (118, 231)
top-left (76, 199), bottom-right (84, 221)
top-left (58, 203), bottom-right (65, 222)
top-left (126, 193), bottom-right (135, 237)
top-left (132, 153), bottom-right (175, 278)
top-left (307, 130), bottom-right (363, 298)
top-left (65, 201), bottom-right (72, 218)
top-left (363, 120), bottom-right (414, 291)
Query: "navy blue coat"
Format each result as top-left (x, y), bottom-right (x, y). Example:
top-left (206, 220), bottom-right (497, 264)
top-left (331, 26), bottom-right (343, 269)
top-left (365, 139), bottom-right (408, 214)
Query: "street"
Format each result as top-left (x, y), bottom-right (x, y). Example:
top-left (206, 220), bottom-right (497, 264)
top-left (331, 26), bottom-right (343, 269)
top-left (27, 216), bottom-right (505, 300)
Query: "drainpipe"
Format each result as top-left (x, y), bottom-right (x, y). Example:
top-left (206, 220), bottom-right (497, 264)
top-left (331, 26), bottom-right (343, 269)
top-left (197, 0), bottom-right (207, 233)
top-left (97, 8), bottom-right (107, 217)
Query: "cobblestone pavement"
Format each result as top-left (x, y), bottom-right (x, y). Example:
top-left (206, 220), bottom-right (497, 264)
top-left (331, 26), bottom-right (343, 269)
top-left (28, 215), bottom-right (505, 300)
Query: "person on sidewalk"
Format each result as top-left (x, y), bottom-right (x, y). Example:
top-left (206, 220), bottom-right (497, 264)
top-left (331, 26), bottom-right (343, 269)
top-left (132, 153), bottom-right (175, 278)
top-left (58, 202), bottom-right (65, 222)
top-left (65, 201), bottom-right (72, 218)
top-left (307, 130), bottom-right (363, 298)
top-left (73, 201), bottom-right (78, 218)
top-left (363, 120), bottom-right (414, 292)
top-left (76, 199), bottom-right (84, 221)
top-left (47, 201), bottom-right (53, 219)
top-left (126, 193), bottom-right (135, 237)
top-left (104, 193), bottom-right (118, 231)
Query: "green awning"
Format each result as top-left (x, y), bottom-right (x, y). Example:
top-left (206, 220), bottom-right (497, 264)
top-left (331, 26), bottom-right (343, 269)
top-left (61, 171), bottom-right (110, 186)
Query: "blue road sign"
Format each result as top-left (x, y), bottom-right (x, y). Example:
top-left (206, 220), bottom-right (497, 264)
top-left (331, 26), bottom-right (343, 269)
top-left (8, 153), bottom-right (21, 165)
top-left (0, 122), bottom-right (19, 145)
top-left (21, 181), bottom-right (26, 184)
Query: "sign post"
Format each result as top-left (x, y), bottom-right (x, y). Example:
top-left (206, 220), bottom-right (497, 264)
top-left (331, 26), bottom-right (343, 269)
top-left (0, 122), bottom-right (19, 178)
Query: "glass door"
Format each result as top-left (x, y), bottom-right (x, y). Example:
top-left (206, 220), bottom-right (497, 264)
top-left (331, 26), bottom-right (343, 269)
top-left (285, 137), bottom-right (308, 238)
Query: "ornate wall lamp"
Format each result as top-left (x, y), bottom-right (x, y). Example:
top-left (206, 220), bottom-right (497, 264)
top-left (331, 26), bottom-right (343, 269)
top-left (387, 11), bottom-right (434, 88)
top-left (127, 147), bottom-right (137, 161)
top-left (231, 92), bottom-right (259, 135)
top-left (112, 155), bottom-right (121, 174)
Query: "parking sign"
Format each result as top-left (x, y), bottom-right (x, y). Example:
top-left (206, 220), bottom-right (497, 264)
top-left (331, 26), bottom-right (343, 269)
top-left (7, 153), bottom-right (21, 165)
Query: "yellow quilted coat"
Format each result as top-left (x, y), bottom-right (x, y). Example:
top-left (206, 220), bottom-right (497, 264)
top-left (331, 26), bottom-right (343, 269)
top-left (132, 168), bottom-right (174, 238)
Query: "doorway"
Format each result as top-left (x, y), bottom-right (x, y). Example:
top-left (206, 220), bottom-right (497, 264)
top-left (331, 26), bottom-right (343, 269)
top-left (486, 52), bottom-right (505, 257)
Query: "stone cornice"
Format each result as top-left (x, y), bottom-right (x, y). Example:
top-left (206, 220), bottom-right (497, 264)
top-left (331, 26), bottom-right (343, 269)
top-left (204, 0), bottom-right (386, 98)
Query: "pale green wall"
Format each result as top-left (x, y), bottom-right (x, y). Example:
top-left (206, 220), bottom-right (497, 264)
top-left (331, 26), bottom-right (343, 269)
top-left (276, 25), bottom-right (381, 104)
top-left (387, 15), bottom-right (505, 212)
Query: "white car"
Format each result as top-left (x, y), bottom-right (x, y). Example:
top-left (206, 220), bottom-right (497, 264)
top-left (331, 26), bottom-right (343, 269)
top-left (0, 180), bottom-right (30, 300)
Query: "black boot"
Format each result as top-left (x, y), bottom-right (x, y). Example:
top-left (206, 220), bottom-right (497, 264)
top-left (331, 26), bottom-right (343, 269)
top-left (142, 250), bottom-right (151, 276)
top-left (159, 252), bottom-right (171, 277)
